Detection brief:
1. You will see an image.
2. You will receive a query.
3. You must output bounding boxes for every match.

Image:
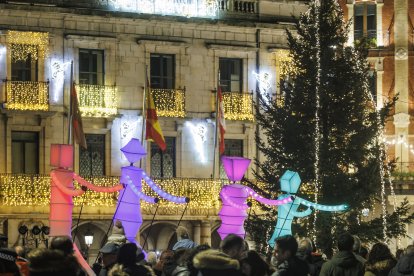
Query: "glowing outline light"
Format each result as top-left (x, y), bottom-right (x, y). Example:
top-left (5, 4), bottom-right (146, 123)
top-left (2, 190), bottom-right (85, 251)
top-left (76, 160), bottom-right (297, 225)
top-left (253, 71), bottom-right (272, 104)
top-left (185, 121), bottom-right (208, 164)
top-left (50, 59), bottom-right (71, 103)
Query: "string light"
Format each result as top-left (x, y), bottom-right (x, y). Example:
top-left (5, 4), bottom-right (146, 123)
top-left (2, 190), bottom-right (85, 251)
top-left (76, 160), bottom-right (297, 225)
top-left (7, 31), bottom-right (49, 61)
top-left (152, 88), bottom-right (185, 118)
top-left (274, 50), bottom-right (299, 79)
top-left (76, 84), bottom-right (118, 117)
top-left (222, 92), bottom-right (254, 121)
top-left (5, 81), bottom-right (49, 111)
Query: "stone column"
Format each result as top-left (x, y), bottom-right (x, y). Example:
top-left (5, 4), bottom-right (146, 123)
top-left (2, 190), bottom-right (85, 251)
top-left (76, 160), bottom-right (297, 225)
top-left (346, 1), bottom-right (354, 46)
top-left (393, 113), bottom-right (410, 172)
top-left (193, 221), bottom-right (201, 245)
top-left (376, 1), bottom-right (384, 47)
top-left (200, 221), bottom-right (211, 245)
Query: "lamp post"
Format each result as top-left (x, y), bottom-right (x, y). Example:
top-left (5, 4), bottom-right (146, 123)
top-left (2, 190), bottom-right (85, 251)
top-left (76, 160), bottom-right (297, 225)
top-left (84, 227), bottom-right (94, 262)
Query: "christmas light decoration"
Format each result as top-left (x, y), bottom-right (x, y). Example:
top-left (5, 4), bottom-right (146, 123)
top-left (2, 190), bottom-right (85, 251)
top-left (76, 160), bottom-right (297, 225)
top-left (253, 71), bottom-right (272, 102)
top-left (151, 88), bottom-right (185, 118)
top-left (7, 31), bottom-right (49, 61)
top-left (185, 121), bottom-right (208, 164)
top-left (76, 84), bottom-right (118, 117)
top-left (107, 0), bottom-right (217, 17)
top-left (274, 50), bottom-right (298, 78)
top-left (5, 81), bottom-right (49, 111)
top-left (50, 59), bottom-right (71, 103)
top-left (222, 92), bottom-right (254, 121)
top-left (268, 170), bottom-right (347, 248)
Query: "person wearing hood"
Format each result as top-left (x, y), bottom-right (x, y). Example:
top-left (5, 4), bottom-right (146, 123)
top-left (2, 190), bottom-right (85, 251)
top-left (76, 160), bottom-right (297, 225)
top-left (364, 242), bottom-right (396, 276)
top-left (320, 233), bottom-right (364, 276)
top-left (192, 249), bottom-right (243, 276)
top-left (172, 227), bottom-right (197, 251)
top-left (388, 246), bottom-right (414, 276)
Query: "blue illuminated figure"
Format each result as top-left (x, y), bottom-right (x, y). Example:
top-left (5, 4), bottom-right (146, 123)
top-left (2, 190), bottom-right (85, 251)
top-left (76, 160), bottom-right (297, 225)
top-left (268, 170), bottom-right (347, 248)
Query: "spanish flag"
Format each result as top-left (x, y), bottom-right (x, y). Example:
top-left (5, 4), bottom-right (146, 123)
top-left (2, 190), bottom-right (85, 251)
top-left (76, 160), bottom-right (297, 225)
top-left (145, 80), bottom-right (166, 151)
top-left (71, 82), bottom-right (87, 149)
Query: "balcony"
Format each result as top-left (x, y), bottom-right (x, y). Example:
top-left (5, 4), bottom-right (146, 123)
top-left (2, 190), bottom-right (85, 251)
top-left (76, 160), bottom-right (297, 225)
top-left (152, 88), bottom-right (185, 118)
top-left (354, 30), bottom-right (377, 48)
top-left (218, 0), bottom-right (257, 14)
top-left (221, 91), bottom-right (254, 121)
top-left (76, 84), bottom-right (117, 117)
top-left (3, 80), bottom-right (49, 111)
top-left (0, 174), bottom-right (223, 216)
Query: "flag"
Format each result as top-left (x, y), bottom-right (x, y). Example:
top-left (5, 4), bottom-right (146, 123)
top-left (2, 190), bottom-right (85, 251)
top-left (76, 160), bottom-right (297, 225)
top-left (145, 80), bottom-right (166, 151)
top-left (71, 82), bottom-right (87, 149)
top-left (217, 86), bottom-right (226, 155)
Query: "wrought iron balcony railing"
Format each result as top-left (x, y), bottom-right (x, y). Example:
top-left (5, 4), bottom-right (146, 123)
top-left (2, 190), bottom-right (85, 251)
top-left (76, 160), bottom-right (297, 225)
top-left (3, 80), bottom-right (49, 111)
top-left (0, 174), bottom-right (223, 215)
top-left (218, 0), bottom-right (257, 14)
top-left (221, 91), bottom-right (254, 121)
top-left (151, 88), bottom-right (185, 118)
top-left (76, 84), bottom-right (118, 117)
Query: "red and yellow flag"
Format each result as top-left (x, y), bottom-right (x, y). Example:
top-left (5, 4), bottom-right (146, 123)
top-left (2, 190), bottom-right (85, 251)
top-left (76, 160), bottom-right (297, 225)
top-left (71, 82), bottom-right (87, 149)
top-left (145, 81), bottom-right (166, 151)
top-left (218, 85), bottom-right (226, 155)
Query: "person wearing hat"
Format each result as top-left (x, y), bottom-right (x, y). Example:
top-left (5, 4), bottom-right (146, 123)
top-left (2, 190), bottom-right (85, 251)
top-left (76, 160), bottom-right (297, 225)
top-left (172, 226), bottom-right (197, 251)
top-left (98, 243), bottom-right (120, 276)
top-left (0, 248), bottom-right (20, 276)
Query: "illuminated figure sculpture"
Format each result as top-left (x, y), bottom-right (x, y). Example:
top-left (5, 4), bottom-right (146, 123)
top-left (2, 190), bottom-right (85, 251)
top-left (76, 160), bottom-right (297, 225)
top-left (115, 138), bottom-right (189, 244)
top-left (217, 156), bottom-right (292, 239)
top-left (268, 170), bottom-right (348, 247)
top-left (49, 144), bottom-right (123, 276)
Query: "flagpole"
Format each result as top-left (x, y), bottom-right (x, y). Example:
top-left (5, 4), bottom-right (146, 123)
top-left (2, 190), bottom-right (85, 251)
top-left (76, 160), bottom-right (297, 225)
top-left (68, 61), bottom-right (73, 145)
top-left (139, 65), bottom-right (148, 169)
top-left (212, 70), bottom-right (220, 179)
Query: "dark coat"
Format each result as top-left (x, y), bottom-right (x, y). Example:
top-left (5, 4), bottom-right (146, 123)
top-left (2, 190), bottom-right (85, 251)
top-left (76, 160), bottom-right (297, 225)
top-left (364, 258), bottom-right (396, 276)
top-left (271, 256), bottom-right (309, 276)
top-left (319, 251), bottom-right (364, 276)
top-left (388, 252), bottom-right (414, 276)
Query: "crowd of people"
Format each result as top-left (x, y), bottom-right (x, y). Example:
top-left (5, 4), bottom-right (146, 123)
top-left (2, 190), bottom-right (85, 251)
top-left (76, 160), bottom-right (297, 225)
top-left (0, 225), bottom-right (413, 276)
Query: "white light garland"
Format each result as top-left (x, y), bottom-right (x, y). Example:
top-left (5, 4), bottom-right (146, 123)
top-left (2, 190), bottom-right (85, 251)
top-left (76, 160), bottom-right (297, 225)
top-left (185, 121), bottom-right (208, 164)
top-left (253, 71), bottom-right (272, 104)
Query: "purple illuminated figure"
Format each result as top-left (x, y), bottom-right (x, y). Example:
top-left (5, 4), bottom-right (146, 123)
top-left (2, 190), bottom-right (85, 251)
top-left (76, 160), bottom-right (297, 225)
top-left (217, 156), bottom-right (292, 239)
top-left (115, 138), bottom-right (189, 244)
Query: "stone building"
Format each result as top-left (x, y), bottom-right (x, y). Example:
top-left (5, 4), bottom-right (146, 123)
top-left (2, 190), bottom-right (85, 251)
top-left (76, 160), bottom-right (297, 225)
top-left (0, 0), bottom-right (412, 262)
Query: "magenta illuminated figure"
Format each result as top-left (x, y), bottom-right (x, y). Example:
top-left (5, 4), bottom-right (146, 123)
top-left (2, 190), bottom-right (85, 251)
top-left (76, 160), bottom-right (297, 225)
top-left (217, 156), bottom-right (292, 239)
top-left (115, 138), bottom-right (189, 244)
top-left (49, 144), bottom-right (123, 276)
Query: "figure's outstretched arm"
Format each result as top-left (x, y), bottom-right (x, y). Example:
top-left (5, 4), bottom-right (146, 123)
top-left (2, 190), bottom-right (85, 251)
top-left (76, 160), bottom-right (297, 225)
top-left (244, 187), bottom-right (292, 206)
top-left (281, 204), bottom-right (312, 217)
top-left (51, 171), bottom-right (84, 197)
top-left (73, 174), bottom-right (123, 193)
top-left (298, 198), bottom-right (348, 212)
top-left (124, 175), bottom-right (158, 203)
top-left (142, 171), bottom-right (189, 204)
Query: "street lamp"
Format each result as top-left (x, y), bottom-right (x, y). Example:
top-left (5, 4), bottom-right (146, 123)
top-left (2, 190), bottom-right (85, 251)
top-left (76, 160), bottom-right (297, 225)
top-left (84, 229), bottom-right (94, 247)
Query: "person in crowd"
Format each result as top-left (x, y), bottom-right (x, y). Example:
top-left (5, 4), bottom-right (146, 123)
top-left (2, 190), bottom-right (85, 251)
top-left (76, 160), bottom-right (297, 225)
top-left (14, 245), bottom-right (29, 276)
top-left (240, 250), bottom-right (272, 276)
top-left (153, 250), bottom-right (174, 276)
top-left (0, 235), bottom-right (8, 249)
top-left (116, 243), bottom-right (154, 276)
top-left (184, 244), bottom-right (211, 276)
top-left (108, 264), bottom-right (129, 276)
top-left (364, 242), bottom-right (396, 276)
top-left (270, 235), bottom-right (308, 276)
top-left (353, 235), bottom-right (367, 264)
top-left (388, 245), bottom-right (414, 276)
top-left (193, 249), bottom-right (243, 276)
top-left (0, 247), bottom-right (20, 276)
top-left (99, 243), bottom-right (121, 276)
top-left (360, 246), bottom-right (369, 260)
top-left (319, 233), bottom-right (364, 276)
top-left (296, 238), bottom-right (324, 276)
top-left (173, 227), bottom-right (197, 251)
top-left (28, 248), bottom-right (80, 276)
top-left (50, 236), bottom-right (75, 256)
top-left (146, 252), bottom-right (158, 268)
top-left (220, 234), bottom-right (247, 260)
top-left (395, 249), bottom-right (404, 260)
top-left (164, 248), bottom-right (190, 276)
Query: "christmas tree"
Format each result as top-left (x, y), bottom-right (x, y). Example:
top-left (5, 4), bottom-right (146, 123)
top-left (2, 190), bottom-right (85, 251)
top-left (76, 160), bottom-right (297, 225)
top-left (246, 0), bottom-right (414, 256)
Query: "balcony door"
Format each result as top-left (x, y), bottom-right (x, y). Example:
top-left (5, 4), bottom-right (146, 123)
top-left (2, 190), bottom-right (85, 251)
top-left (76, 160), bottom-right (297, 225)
top-left (354, 3), bottom-right (376, 41)
top-left (11, 54), bottom-right (38, 81)
top-left (11, 131), bottom-right (39, 174)
top-left (150, 137), bottom-right (176, 178)
top-left (219, 58), bottom-right (243, 92)
top-left (150, 54), bottom-right (175, 89)
top-left (79, 49), bottom-right (104, 85)
top-left (79, 134), bottom-right (105, 176)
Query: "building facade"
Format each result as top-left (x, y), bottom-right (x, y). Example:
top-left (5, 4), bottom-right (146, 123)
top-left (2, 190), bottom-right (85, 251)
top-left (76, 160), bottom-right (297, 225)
top-left (0, 0), bottom-right (412, 261)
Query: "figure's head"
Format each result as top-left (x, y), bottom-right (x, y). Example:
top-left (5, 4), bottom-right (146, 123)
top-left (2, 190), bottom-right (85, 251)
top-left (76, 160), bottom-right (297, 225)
top-left (280, 170), bottom-right (301, 193)
top-left (50, 144), bottom-right (73, 169)
top-left (121, 138), bottom-right (146, 164)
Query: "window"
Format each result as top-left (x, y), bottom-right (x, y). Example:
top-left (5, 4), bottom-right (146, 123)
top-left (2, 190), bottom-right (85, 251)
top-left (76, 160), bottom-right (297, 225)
top-left (79, 49), bottom-right (104, 85)
top-left (219, 58), bottom-right (243, 92)
top-left (79, 134), bottom-right (105, 176)
top-left (368, 71), bottom-right (377, 103)
top-left (354, 3), bottom-right (376, 41)
top-left (12, 131), bottom-right (39, 174)
top-left (150, 54), bottom-right (175, 89)
top-left (220, 139), bottom-right (244, 178)
top-left (150, 137), bottom-right (176, 178)
top-left (11, 54), bottom-right (38, 81)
